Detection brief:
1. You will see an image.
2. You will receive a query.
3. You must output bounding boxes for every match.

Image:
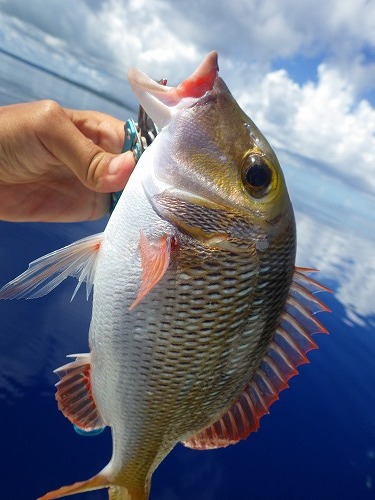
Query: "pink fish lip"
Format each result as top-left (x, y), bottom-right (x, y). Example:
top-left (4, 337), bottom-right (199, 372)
top-left (128, 51), bottom-right (220, 128)
top-left (173, 50), bottom-right (219, 101)
top-left (129, 51), bottom-right (219, 104)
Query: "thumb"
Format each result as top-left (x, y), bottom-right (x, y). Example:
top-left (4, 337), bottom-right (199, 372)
top-left (39, 107), bottom-right (136, 192)
top-left (78, 149), bottom-right (136, 193)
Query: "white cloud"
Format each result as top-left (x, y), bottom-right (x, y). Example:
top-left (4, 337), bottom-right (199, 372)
top-left (95, 0), bottom-right (201, 79)
top-left (238, 64), bottom-right (375, 195)
top-left (1, 0), bottom-right (373, 84)
top-left (295, 209), bottom-right (375, 328)
top-left (0, 0), bottom-right (375, 194)
top-left (0, 1), bottom-right (374, 332)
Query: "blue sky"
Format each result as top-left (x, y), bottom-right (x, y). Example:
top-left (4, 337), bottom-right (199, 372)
top-left (272, 54), bottom-right (325, 87)
top-left (0, 1), bottom-right (374, 327)
top-left (0, 0), bottom-right (374, 200)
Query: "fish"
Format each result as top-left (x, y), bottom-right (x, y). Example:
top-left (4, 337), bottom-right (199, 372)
top-left (0, 51), bottom-right (330, 500)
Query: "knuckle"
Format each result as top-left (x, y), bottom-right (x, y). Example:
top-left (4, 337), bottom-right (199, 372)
top-left (85, 150), bottom-right (108, 190)
top-left (33, 100), bottom-right (65, 132)
top-left (37, 100), bottom-right (63, 120)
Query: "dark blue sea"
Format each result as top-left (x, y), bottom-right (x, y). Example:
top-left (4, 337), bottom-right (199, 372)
top-left (1, 46), bottom-right (375, 500)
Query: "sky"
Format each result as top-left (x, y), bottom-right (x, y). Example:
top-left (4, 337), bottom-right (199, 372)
top-left (1, 4), bottom-right (375, 497)
top-left (0, 0), bottom-right (375, 327)
top-left (1, 1), bottom-right (373, 334)
top-left (0, 0), bottom-right (374, 199)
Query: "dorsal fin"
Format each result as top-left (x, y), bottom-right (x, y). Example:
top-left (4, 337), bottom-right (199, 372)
top-left (54, 354), bottom-right (105, 431)
top-left (183, 267), bottom-right (331, 450)
top-left (0, 233), bottom-right (103, 300)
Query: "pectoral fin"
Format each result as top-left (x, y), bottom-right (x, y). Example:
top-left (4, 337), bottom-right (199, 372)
top-left (0, 233), bottom-right (103, 300)
top-left (183, 268), bottom-right (331, 450)
top-left (129, 232), bottom-right (176, 310)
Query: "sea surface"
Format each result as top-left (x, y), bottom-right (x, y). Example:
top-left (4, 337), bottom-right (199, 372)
top-left (1, 40), bottom-right (375, 500)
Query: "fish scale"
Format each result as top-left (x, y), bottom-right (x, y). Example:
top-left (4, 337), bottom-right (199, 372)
top-left (98, 249), bottom-right (255, 469)
top-left (107, 234), bottom-right (291, 456)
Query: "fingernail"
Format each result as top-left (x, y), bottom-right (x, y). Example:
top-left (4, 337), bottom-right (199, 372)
top-left (108, 155), bottom-right (123, 175)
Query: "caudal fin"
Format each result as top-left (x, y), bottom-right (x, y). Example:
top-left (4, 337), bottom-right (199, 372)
top-left (37, 473), bottom-right (107, 499)
top-left (38, 473), bottom-right (149, 500)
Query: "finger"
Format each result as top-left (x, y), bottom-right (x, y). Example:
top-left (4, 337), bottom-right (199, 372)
top-left (37, 103), bottom-right (136, 192)
top-left (64, 108), bottom-right (126, 153)
top-left (85, 150), bottom-right (137, 193)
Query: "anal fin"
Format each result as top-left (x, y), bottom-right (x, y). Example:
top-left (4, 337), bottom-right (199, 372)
top-left (183, 267), bottom-right (331, 450)
top-left (54, 354), bottom-right (105, 432)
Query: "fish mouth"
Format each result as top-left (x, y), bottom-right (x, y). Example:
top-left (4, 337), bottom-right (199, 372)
top-left (127, 51), bottom-right (219, 129)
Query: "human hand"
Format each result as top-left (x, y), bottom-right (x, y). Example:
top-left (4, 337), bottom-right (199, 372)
top-left (0, 100), bottom-right (136, 222)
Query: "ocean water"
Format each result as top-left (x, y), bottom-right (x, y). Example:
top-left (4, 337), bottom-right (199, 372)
top-left (0, 43), bottom-right (375, 500)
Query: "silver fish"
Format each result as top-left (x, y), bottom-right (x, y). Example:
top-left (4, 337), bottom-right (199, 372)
top-left (0, 51), bottom-right (329, 500)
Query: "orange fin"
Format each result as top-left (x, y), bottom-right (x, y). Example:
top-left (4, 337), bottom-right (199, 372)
top-left (38, 475), bottom-right (147, 500)
top-left (183, 268), bottom-right (331, 450)
top-left (129, 233), bottom-right (175, 310)
top-left (37, 473), bottom-right (109, 500)
top-left (54, 354), bottom-right (105, 431)
top-left (0, 233), bottom-right (103, 300)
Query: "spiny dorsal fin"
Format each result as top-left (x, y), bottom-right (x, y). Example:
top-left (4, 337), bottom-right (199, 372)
top-left (183, 267), bottom-right (331, 450)
top-left (54, 354), bottom-right (105, 431)
top-left (0, 233), bottom-right (103, 300)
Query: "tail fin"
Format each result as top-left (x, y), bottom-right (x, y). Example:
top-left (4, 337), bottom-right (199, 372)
top-left (37, 473), bottom-right (149, 500)
top-left (37, 474), bottom-right (108, 499)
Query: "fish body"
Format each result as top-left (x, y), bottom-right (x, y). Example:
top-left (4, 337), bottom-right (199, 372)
top-left (0, 52), bottom-right (329, 500)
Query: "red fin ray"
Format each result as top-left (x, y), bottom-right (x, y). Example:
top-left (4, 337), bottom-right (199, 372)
top-left (274, 326), bottom-right (310, 366)
top-left (293, 267), bottom-right (332, 294)
top-left (54, 354), bottom-right (105, 431)
top-left (278, 312), bottom-right (319, 352)
top-left (183, 267), bottom-right (331, 450)
top-left (289, 281), bottom-right (331, 314)
top-left (283, 297), bottom-right (328, 335)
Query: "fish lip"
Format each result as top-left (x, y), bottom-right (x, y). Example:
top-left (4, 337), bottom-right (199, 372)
top-left (127, 52), bottom-right (219, 129)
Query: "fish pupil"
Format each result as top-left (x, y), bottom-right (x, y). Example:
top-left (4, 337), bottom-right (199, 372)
top-left (246, 164), bottom-right (269, 187)
top-left (243, 155), bottom-right (272, 196)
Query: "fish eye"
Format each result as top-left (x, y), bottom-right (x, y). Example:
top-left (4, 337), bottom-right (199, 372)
top-left (242, 155), bottom-right (273, 198)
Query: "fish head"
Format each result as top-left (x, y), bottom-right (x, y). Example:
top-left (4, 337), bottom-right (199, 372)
top-left (128, 52), bottom-right (295, 253)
